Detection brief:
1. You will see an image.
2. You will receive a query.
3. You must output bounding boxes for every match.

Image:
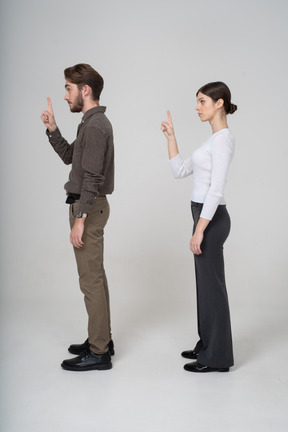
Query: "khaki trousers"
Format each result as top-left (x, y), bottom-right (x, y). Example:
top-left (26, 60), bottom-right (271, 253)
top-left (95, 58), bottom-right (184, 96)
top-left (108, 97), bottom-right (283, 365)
top-left (69, 197), bottom-right (111, 354)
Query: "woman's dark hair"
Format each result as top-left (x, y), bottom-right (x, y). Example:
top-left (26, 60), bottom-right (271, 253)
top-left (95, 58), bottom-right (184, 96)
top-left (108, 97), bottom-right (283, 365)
top-left (64, 63), bottom-right (104, 101)
top-left (196, 81), bottom-right (237, 115)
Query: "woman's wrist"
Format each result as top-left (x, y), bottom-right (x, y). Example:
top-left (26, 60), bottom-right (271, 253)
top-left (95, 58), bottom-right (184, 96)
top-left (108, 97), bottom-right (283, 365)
top-left (167, 135), bottom-right (176, 143)
top-left (195, 218), bottom-right (210, 234)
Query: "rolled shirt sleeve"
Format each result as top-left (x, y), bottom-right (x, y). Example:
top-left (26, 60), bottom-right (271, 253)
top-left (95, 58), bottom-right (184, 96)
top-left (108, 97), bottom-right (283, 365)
top-left (78, 126), bottom-right (107, 214)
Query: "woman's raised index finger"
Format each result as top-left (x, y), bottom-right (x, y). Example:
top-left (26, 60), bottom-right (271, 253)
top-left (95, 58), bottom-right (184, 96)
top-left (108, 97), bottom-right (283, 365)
top-left (167, 110), bottom-right (172, 123)
top-left (47, 97), bottom-right (53, 110)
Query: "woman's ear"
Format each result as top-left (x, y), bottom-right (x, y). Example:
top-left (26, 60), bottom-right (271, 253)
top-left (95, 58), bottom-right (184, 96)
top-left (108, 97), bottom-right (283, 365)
top-left (216, 98), bottom-right (224, 109)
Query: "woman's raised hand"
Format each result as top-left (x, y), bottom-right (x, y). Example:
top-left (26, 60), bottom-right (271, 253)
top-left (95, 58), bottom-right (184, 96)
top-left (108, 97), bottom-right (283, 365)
top-left (161, 110), bottom-right (179, 159)
top-left (161, 110), bottom-right (175, 139)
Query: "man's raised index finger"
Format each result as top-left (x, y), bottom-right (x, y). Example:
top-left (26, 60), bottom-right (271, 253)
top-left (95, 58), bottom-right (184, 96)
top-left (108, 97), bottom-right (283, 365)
top-left (167, 110), bottom-right (172, 124)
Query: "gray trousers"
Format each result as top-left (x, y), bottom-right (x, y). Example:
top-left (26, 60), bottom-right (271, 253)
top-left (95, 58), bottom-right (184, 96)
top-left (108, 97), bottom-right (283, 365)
top-left (191, 202), bottom-right (234, 369)
top-left (69, 197), bottom-right (111, 355)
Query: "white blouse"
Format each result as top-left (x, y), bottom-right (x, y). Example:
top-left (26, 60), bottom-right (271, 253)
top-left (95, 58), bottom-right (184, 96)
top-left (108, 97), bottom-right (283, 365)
top-left (169, 128), bottom-right (235, 220)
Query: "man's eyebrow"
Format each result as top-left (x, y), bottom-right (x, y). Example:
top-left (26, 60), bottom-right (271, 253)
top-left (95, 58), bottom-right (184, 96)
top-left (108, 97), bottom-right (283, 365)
top-left (65, 84), bottom-right (71, 89)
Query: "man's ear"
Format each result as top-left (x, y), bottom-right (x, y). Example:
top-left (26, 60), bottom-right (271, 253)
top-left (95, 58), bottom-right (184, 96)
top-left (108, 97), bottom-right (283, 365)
top-left (81, 85), bottom-right (91, 97)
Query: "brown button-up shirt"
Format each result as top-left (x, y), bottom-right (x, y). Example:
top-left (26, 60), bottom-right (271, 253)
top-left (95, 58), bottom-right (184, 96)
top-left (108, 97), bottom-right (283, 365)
top-left (47, 106), bottom-right (114, 213)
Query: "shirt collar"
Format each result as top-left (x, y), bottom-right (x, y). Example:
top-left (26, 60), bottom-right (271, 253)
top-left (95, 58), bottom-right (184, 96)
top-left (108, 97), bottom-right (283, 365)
top-left (82, 106), bottom-right (106, 122)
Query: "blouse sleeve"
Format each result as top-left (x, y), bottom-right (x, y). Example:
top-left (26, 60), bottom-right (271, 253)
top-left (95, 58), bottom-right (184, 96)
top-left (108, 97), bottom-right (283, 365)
top-left (200, 134), bottom-right (234, 220)
top-left (169, 153), bottom-right (193, 179)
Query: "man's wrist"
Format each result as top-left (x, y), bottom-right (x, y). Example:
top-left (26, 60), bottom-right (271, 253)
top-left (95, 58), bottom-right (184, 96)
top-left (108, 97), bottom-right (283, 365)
top-left (48, 125), bottom-right (57, 133)
top-left (75, 210), bottom-right (87, 219)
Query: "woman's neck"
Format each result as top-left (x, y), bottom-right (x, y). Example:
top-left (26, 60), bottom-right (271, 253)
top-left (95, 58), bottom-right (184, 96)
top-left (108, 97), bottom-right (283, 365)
top-left (210, 115), bottom-right (228, 134)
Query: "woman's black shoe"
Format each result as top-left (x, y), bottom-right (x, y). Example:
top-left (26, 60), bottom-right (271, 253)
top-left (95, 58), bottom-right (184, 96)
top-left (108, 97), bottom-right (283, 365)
top-left (184, 361), bottom-right (230, 373)
top-left (181, 349), bottom-right (199, 359)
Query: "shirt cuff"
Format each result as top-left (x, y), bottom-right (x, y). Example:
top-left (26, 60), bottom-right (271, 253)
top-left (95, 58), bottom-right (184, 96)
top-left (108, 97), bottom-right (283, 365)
top-left (46, 127), bottom-right (61, 140)
top-left (79, 193), bottom-right (98, 214)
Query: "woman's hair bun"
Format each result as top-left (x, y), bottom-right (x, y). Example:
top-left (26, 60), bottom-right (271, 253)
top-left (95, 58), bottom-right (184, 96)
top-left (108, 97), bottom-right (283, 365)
top-left (229, 103), bottom-right (237, 115)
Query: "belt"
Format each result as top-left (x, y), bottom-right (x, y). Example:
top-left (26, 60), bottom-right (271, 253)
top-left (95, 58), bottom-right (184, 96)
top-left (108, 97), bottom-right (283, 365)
top-left (66, 194), bottom-right (80, 204)
top-left (66, 194), bottom-right (106, 204)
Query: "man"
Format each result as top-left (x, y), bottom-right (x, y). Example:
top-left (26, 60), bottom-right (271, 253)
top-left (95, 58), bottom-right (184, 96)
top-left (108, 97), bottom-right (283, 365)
top-left (41, 64), bottom-right (114, 371)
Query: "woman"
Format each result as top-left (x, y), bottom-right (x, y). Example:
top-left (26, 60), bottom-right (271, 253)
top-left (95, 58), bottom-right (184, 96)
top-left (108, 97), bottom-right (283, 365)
top-left (161, 82), bottom-right (237, 373)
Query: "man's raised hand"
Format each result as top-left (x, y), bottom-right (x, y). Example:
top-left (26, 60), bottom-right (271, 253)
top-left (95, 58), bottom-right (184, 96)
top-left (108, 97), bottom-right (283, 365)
top-left (40, 97), bottom-right (57, 132)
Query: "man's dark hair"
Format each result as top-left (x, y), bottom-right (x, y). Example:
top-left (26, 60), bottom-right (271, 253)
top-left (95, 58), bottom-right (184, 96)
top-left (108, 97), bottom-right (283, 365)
top-left (64, 64), bottom-right (104, 101)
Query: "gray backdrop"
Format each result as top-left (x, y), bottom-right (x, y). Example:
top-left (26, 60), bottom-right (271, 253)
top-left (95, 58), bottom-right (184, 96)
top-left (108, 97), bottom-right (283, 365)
top-left (1, 0), bottom-right (287, 330)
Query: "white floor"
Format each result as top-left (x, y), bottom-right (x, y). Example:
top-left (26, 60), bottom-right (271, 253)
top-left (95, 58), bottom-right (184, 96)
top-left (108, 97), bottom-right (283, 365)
top-left (1, 296), bottom-right (287, 432)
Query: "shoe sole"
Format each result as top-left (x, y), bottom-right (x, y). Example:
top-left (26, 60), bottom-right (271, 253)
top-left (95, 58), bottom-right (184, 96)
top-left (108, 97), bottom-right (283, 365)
top-left (192, 368), bottom-right (230, 373)
top-left (61, 362), bottom-right (112, 371)
top-left (184, 366), bottom-right (229, 373)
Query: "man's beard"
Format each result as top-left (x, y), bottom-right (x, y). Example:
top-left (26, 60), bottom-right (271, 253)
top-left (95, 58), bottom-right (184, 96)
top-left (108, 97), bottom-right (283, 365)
top-left (70, 91), bottom-right (84, 112)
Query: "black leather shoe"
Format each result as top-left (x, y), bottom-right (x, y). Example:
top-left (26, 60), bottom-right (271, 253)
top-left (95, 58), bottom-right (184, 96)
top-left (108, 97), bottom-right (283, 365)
top-left (184, 361), bottom-right (229, 373)
top-left (61, 350), bottom-right (112, 371)
top-left (181, 349), bottom-right (199, 359)
top-left (68, 339), bottom-right (115, 356)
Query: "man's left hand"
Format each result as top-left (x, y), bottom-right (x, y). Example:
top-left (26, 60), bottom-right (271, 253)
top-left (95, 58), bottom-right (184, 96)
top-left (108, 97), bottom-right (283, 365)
top-left (70, 218), bottom-right (85, 248)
